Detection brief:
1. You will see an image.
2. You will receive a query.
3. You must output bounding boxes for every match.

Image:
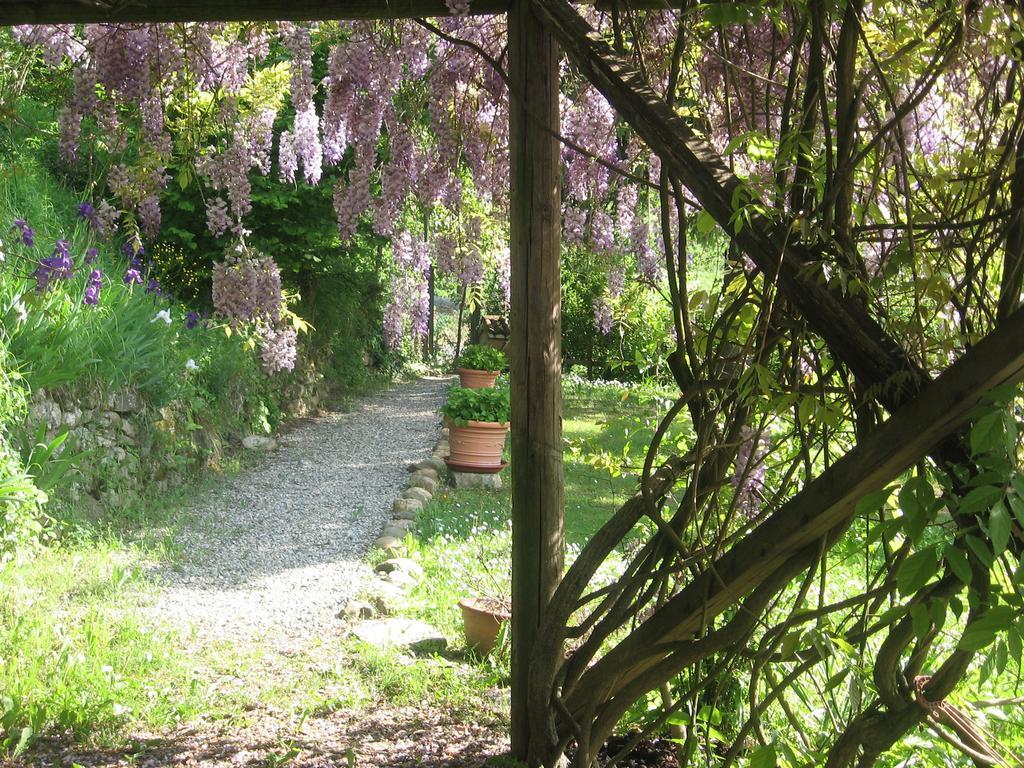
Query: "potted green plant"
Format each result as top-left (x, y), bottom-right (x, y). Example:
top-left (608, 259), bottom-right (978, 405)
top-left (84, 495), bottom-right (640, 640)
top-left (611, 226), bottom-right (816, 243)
top-left (456, 344), bottom-right (507, 389)
top-left (442, 385), bottom-right (510, 472)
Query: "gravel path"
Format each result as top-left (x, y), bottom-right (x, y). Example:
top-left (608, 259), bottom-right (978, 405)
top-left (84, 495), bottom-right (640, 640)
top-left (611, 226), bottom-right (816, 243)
top-left (152, 376), bottom-right (449, 644)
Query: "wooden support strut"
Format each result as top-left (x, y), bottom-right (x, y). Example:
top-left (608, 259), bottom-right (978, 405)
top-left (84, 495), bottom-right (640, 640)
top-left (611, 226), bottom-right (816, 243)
top-left (508, 0), bottom-right (565, 760)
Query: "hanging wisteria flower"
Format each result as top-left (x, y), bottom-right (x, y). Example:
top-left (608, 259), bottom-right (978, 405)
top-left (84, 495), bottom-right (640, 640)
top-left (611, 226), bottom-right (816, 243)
top-left (258, 324), bottom-right (298, 374)
top-left (83, 268), bottom-right (103, 305)
top-left (123, 267), bottom-right (143, 285)
top-left (731, 425), bottom-right (770, 518)
top-left (593, 295), bottom-right (613, 335)
top-left (151, 308), bottom-right (172, 325)
top-left (211, 247), bottom-right (283, 325)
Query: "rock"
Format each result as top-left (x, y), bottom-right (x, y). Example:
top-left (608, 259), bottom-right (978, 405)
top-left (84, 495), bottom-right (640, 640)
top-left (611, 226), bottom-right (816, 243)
top-left (450, 471), bottom-right (503, 490)
top-left (364, 580), bottom-right (406, 614)
top-left (388, 518), bottom-right (413, 533)
top-left (62, 407), bottom-right (82, 429)
top-left (99, 411), bottom-right (122, 429)
top-left (412, 466), bottom-right (439, 482)
top-left (409, 457), bottom-right (445, 474)
top-left (409, 473), bottom-right (437, 493)
top-left (382, 569), bottom-right (418, 588)
top-left (339, 599), bottom-right (376, 621)
top-left (29, 400), bottom-right (62, 431)
top-left (242, 435), bottom-right (278, 451)
top-left (402, 487), bottom-right (432, 504)
top-left (393, 498), bottom-right (423, 518)
top-left (120, 419), bottom-right (137, 439)
top-left (381, 524), bottom-right (409, 539)
top-left (351, 618), bottom-right (447, 654)
top-left (107, 388), bottom-right (142, 413)
top-left (374, 535), bottom-right (404, 552)
top-left (374, 557), bottom-right (424, 581)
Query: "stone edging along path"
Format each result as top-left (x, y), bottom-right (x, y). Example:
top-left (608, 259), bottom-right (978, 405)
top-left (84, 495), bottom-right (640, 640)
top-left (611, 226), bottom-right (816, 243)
top-left (150, 376), bottom-right (450, 645)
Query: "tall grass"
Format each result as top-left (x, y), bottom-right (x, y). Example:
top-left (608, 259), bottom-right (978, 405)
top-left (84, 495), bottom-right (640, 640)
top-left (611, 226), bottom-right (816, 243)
top-left (0, 544), bottom-right (206, 755)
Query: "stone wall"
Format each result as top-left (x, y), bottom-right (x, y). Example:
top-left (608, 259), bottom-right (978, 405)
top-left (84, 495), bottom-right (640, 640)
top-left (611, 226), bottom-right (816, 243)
top-left (27, 358), bottom-right (331, 513)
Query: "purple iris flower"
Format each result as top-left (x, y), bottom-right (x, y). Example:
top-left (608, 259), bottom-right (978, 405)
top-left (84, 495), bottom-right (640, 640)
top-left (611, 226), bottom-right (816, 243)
top-left (185, 310), bottom-right (199, 330)
top-left (123, 268), bottom-right (143, 286)
top-left (84, 247), bottom-right (99, 265)
top-left (12, 219), bottom-right (34, 247)
top-left (83, 269), bottom-right (103, 305)
top-left (32, 240), bottom-right (74, 291)
top-left (77, 202), bottom-right (96, 220)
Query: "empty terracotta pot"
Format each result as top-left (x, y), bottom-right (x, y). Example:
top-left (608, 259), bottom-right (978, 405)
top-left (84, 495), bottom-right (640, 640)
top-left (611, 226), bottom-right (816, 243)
top-left (446, 419), bottom-right (509, 472)
top-left (459, 597), bottom-right (511, 654)
top-left (457, 368), bottom-right (500, 389)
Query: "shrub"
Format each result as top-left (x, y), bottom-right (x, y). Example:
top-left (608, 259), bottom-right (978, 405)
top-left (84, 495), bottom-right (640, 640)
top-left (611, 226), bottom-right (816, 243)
top-left (441, 385), bottom-right (510, 425)
top-left (457, 344), bottom-right (506, 372)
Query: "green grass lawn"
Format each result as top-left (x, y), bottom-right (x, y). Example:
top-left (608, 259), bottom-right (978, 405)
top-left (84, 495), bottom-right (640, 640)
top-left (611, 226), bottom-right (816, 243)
top-left (0, 376), bottom-right (670, 757)
top-left (397, 378), bottom-right (675, 699)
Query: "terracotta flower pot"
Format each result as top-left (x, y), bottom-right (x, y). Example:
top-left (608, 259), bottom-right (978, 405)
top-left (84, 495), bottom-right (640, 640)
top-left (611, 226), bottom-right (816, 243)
top-left (459, 597), bottom-right (510, 654)
top-left (446, 420), bottom-right (509, 473)
top-left (457, 368), bottom-right (500, 389)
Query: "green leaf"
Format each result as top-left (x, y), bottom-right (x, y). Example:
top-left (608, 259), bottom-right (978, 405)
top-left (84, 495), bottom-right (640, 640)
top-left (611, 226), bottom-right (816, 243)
top-left (958, 485), bottom-right (1002, 516)
top-left (910, 603), bottom-right (931, 638)
top-left (988, 501), bottom-right (1011, 556)
top-left (970, 410), bottom-right (1003, 456)
top-left (749, 745), bottom-right (778, 768)
top-left (965, 534), bottom-right (994, 569)
top-left (798, 395), bottom-right (816, 424)
top-left (1007, 493), bottom-right (1024, 528)
top-left (855, 487), bottom-right (893, 517)
top-left (943, 544), bottom-right (972, 584)
top-left (960, 606), bottom-right (1016, 651)
top-left (695, 209), bottom-right (717, 237)
top-left (898, 546), bottom-right (939, 596)
top-left (899, 475), bottom-right (934, 542)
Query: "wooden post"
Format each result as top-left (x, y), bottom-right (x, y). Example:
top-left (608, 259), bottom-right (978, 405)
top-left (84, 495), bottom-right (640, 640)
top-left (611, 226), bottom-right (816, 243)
top-left (508, 0), bottom-right (564, 760)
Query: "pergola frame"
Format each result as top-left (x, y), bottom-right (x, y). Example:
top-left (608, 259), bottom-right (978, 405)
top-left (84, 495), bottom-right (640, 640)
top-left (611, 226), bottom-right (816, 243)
top-left (8, 2), bottom-right (1024, 765)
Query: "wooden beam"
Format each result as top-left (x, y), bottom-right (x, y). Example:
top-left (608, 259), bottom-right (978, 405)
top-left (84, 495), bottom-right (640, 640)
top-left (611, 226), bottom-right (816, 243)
top-left (508, 0), bottom-right (564, 760)
top-left (0, 0), bottom-right (683, 25)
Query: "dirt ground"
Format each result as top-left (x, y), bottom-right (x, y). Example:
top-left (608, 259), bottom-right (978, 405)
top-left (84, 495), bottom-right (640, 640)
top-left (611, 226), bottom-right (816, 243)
top-left (12, 704), bottom-right (510, 768)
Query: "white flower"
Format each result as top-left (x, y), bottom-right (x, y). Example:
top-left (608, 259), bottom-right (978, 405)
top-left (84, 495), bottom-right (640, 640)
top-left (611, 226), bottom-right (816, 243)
top-left (185, 358), bottom-right (198, 371)
top-left (13, 302), bottom-right (27, 322)
top-left (151, 309), bottom-right (172, 325)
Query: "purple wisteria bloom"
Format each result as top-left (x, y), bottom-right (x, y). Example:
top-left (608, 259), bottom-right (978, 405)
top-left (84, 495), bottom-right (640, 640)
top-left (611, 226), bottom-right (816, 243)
top-left (83, 269), bottom-right (103, 305)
